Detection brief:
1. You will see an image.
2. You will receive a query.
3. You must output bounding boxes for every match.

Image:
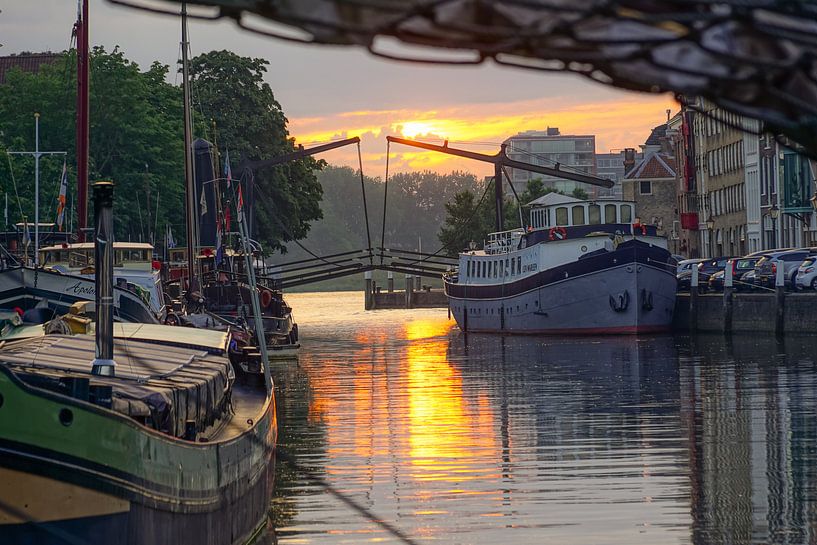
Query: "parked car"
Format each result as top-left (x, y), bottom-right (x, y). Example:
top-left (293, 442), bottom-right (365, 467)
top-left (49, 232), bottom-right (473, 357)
top-left (676, 258), bottom-right (707, 275)
top-left (795, 256), bottom-right (817, 290)
top-left (754, 249), bottom-right (810, 289)
top-left (707, 257), bottom-right (761, 291)
top-left (677, 257), bottom-right (731, 292)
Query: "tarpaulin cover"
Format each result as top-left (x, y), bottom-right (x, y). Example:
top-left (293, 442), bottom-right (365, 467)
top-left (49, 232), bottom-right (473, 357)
top-left (111, 0), bottom-right (817, 155)
top-left (0, 334), bottom-right (233, 437)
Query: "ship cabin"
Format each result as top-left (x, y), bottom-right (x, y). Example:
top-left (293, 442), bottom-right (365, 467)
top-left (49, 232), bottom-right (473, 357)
top-left (528, 193), bottom-right (636, 231)
top-left (38, 242), bottom-right (165, 317)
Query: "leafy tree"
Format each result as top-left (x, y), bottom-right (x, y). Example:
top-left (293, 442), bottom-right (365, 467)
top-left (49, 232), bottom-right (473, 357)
top-left (0, 47), bottom-right (185, 244)
top-left (572, 187), bottom-right (589, 200)
top-left (189, 50), bottom-right (324, 254)
top-left (437, 189), bottom-right (493, 255)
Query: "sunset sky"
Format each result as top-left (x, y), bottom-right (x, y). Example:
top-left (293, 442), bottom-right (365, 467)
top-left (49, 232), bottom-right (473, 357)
top-left (3, 1), bottom-right (678, 177)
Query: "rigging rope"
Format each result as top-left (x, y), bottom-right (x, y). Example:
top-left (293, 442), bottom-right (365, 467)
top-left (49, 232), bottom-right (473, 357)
top-left (356, 142), bottom-right (373, 264)
top-left (379, 139), bottom-right (390, 265)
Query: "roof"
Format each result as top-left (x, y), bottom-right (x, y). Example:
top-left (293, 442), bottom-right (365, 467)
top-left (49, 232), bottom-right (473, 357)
top-left (0, 53), bottom-right (62, 85)
top-left (645, 123), bottom-right (668, 146)
top-left (625, 152), bottom-right (676, 180)
top-left (527, 192), bottom-right (583, 207)
top-left (40, 242), bottom-right (155, 252)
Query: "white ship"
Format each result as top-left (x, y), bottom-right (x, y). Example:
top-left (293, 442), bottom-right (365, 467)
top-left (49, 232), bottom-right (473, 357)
top-left (444, 193), bottom-right (677, 334)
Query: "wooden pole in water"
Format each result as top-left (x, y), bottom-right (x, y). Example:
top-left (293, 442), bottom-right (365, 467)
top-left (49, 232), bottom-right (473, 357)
top-left (405, 275), bottom-right (413, 309)
top-left (689, 264), bottom-right (699, 332)
top-left (775, 263), bottom-right (785, 336)
top-left (364, 271), bottom-right (373, 310)
top-left (723, 263), bottom-right (733, 334)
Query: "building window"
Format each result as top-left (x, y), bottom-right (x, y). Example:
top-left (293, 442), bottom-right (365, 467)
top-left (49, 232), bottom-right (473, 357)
top-left (640, 181), bottom-right (652, 195)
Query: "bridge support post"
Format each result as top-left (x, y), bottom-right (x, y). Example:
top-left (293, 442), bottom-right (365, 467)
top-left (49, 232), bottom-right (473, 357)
top-left (405, 275), bottom-right (414, 309)
top-left (415, 275), bottom-right (421, 292)
top-left (364, 271), bottom-right (373, 310)
top-left (387, 271), bottom-right (394, 293)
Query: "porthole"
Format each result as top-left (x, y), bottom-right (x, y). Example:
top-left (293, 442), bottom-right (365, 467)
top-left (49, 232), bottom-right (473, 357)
top-left (581, 245), bottom-right (588, 252)
top-left (59, 408), bottom-right (73, 427)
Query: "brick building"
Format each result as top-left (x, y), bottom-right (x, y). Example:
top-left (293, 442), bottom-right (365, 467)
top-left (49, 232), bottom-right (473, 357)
top-left (622, 151), bottom-right (678, 252)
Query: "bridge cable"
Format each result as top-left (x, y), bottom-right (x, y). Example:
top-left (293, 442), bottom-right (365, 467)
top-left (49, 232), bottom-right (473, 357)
top-left (379, 140), bottom-right (390, 266)
top-left (356, 142), bottom-right (374, 264)
top-left (502, 166), bottom-right (526, 229)
top-left (246, 171), bottom-right (359, 272)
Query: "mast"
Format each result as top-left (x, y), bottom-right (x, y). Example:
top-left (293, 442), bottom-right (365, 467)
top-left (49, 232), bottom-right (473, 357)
top-left (181, 2), bottom-right (196, 291)
top-left (76, 0), bottom-right (89, 242)
top-left (91, 181), bottom-right (116, 377)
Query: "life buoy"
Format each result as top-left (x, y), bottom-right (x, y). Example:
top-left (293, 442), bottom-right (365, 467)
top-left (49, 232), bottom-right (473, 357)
top-left (548, 226), bottom-right (567, 241)
top-left (632, 223), bottom-right (647, 235)
top-left (260, 289), bottom-right (272, 308)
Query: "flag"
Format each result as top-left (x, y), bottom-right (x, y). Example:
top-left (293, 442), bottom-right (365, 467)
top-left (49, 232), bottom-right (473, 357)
top-left (166, 223), bottom-right (176, 249)
top-left (199, 184), bottom-right (208, 216)
top-left (22, 218), bottom-right (30, 247)
top-left (56, 161), bottom-right (68, 231)
top-left (237, 184), bottom-right (244, 222)
top-left (224, 150), bottom-right (232, 188)
top-left (215, 244), bottom-right (224, 267)
top-left (225, 204), bottom-right (231, 232)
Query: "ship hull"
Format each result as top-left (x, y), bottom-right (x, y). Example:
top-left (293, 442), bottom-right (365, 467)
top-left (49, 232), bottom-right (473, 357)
top-left (445, 240), bottom-right (676, 334)
top-left (0, 266), bottom-right (158, 324)
top-left (0, 367), bottom-right (276, 545)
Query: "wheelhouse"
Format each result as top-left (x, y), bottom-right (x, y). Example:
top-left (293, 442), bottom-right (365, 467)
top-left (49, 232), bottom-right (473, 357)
top-left (529, 196), bottom-right (636, 230)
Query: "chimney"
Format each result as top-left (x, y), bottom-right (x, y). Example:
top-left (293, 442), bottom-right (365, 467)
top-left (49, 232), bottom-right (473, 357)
top-left (623, 148), bottom-right (636, 175)
top-left (547, 127), bottom-right (560, 136)
top-left (91, 181), bottom-right (116, 377)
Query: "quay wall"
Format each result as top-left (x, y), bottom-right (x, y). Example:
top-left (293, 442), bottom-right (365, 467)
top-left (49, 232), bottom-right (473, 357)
top-left (674, 293), bottom-right (817, 334)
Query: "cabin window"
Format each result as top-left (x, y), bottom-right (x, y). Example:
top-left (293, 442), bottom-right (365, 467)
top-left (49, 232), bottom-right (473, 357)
top-left (621, 205), bottom-right (632, 223)
top-left (605, 204), bottom-right (617, 223)
top-left (511, 258), bottom-right (515, 275)
top-left (505, 258), bottom-right (510, 277)
top-left (572, 206), bottom-right (586, 225)
top-left (517, 256), bottom-right (522, 274)
top-left (588, 204), bottom-right (601, 224)
top-left (555, 207), bottom-right (568, 226)
top-left (482, 261), bottom-right (486, 277)
top-left (493, 261), bottom-right (498, 278)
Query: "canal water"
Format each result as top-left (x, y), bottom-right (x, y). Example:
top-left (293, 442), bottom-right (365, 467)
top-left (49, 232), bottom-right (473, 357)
top-left (271, 291), bottom-right (817, 544)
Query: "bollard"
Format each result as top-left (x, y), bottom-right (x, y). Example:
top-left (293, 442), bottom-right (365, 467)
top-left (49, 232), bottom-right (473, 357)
top-left (689, 263), bottom-right (699, 331)
top-left (364, 271), bottom-right (373, 310)
top-left (775, 263), bottom-right (785, 336)
top-left (723, 263), bottom-right (733, 334)
top-left (387, 271), bottom-right (394, 293)
top-left (405, 275), bottom-right (413, 309)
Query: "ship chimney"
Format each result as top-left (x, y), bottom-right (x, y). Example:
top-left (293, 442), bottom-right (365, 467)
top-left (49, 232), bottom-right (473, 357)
top-left (91, 181), bottom-right (116, 377)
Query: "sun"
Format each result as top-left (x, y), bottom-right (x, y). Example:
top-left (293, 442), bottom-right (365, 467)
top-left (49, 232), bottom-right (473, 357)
top-left (400, 120), bottom-right (441, 139)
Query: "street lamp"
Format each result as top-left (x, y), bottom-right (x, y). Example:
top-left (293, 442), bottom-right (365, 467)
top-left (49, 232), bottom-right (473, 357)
top-left (769, 203), bottom-right (780, 249)
top-left (706, 213), bottom-right (715, 257)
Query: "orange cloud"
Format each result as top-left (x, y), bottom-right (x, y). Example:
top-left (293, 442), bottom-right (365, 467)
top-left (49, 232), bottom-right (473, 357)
top-left (288, 93), bottom-right (678, 176)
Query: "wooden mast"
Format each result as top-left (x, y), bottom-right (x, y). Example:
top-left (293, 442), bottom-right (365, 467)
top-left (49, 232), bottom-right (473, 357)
top-left (181, 2), bottom-right (196, 291)
top-left (75, 0), bottom-right (89, 242)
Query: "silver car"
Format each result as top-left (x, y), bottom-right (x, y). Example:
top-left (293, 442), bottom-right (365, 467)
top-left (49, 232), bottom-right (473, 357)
top-left (795, 256), bottom-right (817, 290)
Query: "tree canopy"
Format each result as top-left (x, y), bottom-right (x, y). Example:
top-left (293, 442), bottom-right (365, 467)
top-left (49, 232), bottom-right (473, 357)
top-left (0, 47), bottom-right (324, 253)
top-left (189, 50), bottom-right (323, 253)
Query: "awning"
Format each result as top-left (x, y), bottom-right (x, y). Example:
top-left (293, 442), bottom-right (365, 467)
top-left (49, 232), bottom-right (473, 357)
top-left (111, 0), bottom-right (817, 156)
